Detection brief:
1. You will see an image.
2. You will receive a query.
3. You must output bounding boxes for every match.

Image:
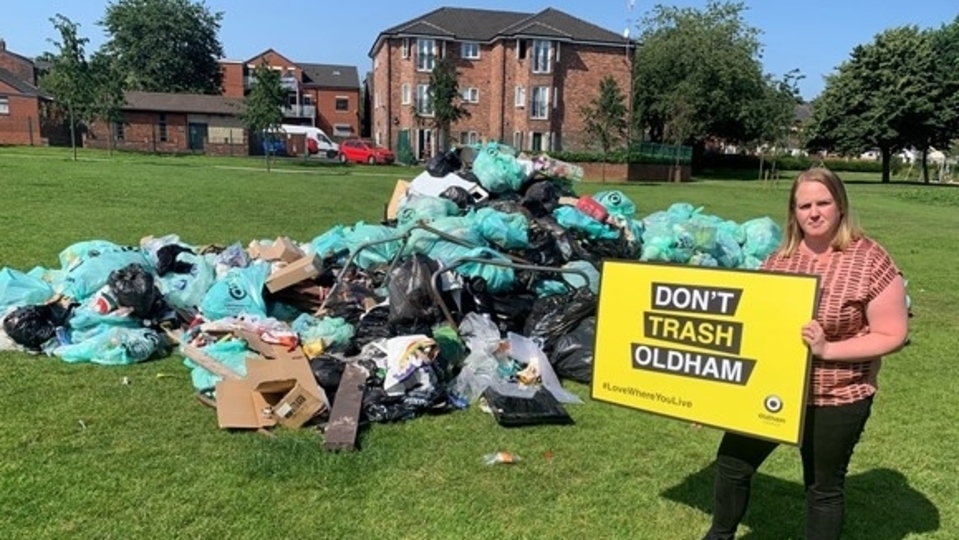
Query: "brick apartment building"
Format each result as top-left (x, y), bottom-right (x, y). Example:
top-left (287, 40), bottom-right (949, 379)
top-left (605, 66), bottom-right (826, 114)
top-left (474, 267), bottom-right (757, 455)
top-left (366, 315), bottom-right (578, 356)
top-left (369, 7), bottom-right (634, 160)
top-left (0, 39), bottom-right (61, 146)
top-left (220, 49), bottom-right (361, 140)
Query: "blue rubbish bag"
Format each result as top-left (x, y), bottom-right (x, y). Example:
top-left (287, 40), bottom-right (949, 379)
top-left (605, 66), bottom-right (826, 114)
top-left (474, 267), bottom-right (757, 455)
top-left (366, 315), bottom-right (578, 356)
top-left (53, 326), bottom-right (163, 366)
top-left (199, 263), bottom-right (270, 321)
top-left (0, 268), bottom-right (54, 314)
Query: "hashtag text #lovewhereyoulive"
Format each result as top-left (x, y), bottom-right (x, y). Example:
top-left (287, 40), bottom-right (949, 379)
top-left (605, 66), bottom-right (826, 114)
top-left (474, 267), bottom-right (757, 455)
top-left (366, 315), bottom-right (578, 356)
top-left (602, 382), bottom-right (693, 408)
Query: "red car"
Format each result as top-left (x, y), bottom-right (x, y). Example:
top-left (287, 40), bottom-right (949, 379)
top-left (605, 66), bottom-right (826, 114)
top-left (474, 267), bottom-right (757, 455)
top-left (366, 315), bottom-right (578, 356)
top-left (339, 138), bottom-right (395, 164)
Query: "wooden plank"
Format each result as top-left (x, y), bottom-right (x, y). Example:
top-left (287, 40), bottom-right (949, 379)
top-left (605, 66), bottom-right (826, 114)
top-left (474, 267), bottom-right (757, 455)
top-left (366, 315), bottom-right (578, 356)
top-left (181, 344), bottom-right (243, 381)
top-left (322, 363), bottom-right (367, 452)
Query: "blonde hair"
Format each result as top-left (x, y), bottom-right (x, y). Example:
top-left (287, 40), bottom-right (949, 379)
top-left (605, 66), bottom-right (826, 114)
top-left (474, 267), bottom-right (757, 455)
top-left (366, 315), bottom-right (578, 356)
top-left (778, 167), bottom-right (862, 257)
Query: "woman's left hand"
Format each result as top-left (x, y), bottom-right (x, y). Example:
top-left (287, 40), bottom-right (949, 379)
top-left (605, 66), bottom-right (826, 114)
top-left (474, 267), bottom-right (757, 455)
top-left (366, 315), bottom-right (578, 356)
top-left (802, 320), bottom-right (829, 358)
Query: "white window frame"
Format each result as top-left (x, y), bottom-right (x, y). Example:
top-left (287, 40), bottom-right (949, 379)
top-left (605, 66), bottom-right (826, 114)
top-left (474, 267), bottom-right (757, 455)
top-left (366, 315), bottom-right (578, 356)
top-left (531, 86), bottom-right (550, 120)
top-left (461, 41), bottom-right (480, 59)
top-left (514, 86), bottom-right (525, 108)
top-left (461, 87), bottom-right (479, 103)
top-left (401, 83), bottom-right (411, 105)
top-left (374, 92), bottom-right (381, 109)
top-left (532, 40), bottom-right (552, 74)
top-left (0, 97), bottom-right (9, 115)
top-left (416, 84), bottom-right (433, 116)
top-left (416, 38), bottom-right (436, 72)
top-left (401, 38), bottom-right (410, 59)
top-left (513, 131), bottom-right (524, 150)
top-left (333, 124), bottom-right (353, 137)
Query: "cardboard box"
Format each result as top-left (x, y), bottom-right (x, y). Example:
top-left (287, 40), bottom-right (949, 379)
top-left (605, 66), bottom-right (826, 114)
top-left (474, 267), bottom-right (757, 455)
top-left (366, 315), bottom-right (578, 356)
top-left (265, 254), bottom-right (322, 293)
top-left (213, 329), bottom-right (329, 430)
top-left (256, 236), bottom-right (305, 263)
top-left (214, 355), bottom-right (328, 430)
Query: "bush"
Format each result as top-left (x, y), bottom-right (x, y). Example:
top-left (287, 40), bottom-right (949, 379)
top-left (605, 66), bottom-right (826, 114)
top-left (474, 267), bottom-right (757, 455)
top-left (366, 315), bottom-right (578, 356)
top-left (695, 153), bottom-right (904, 174)
top-left (549, 150), bottom-right (679, 166)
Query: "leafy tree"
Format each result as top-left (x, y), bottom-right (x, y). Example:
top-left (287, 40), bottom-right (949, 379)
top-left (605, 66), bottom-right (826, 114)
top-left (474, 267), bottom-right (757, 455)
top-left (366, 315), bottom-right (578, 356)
top-left (40, 14), bottom-right (93, 161)
top-left (920, 18), bottom-right (959, 182)
top-left (426, 56), bottom-right (470, 152)
top-left (99, 0), bottom-right (224, 94)
top-left (632, 1), bottom-right (769, 146)
top-left (242, 62), bottom-right (285, 171)
top-left (580, 75), bottom-right (628, 181)
top-left (744, 69), bottom-right (804, 180)
top-left (89, 52), bottom-right (126, 155)
top-left (806, 26), bottom-right (938, 182)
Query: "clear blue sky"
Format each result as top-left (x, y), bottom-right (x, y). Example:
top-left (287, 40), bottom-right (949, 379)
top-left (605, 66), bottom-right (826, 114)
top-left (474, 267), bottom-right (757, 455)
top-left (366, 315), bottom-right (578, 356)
top-left (2, 0), bottom-right (956, 100)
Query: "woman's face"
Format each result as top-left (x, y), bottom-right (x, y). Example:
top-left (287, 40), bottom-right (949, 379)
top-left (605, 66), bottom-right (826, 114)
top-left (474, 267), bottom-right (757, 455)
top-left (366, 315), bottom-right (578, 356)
top-left (793, 180), bottom-right (840, 243)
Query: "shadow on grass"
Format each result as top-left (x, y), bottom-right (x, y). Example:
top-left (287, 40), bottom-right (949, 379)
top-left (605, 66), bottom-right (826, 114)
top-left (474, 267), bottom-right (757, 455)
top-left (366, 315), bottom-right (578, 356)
top-left (663, 462), bottom-right (939, 539)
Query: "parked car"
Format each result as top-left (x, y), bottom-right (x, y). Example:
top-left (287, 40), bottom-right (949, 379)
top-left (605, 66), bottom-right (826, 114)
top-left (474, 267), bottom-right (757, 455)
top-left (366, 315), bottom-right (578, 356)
top-left (339, 138), bottom-right (395, 165)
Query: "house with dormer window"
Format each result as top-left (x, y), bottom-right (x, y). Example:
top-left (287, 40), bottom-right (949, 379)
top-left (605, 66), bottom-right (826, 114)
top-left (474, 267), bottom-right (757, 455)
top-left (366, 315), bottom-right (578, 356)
top-left (368, 7), bottom-right (634, 160)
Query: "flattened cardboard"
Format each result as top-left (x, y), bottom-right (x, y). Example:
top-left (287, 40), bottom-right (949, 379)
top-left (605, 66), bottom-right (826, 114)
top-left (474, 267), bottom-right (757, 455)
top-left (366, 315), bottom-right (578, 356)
top-left (265, 254), bottom-right (322, 293)
top-left (386, 180), bottom-right (411, 220)
top-left (215, 378), bottom-right (276, 429)
top-left (257, 236), bottom-right (305, 263)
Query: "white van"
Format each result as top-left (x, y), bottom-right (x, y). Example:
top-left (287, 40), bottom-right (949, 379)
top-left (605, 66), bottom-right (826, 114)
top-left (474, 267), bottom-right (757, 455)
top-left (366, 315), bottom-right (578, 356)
top-left (280, 124), bottom-right (339, 158)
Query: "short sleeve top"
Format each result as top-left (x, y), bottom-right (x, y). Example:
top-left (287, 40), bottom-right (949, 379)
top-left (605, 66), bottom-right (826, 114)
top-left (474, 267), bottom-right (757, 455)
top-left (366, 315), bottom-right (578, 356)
top-left (761, 237), bottom-right (901, 405)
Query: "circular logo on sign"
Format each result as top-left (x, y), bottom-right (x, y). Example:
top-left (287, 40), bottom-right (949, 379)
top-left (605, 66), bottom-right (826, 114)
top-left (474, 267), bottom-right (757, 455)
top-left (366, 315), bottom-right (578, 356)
top-left (764, 395), bottom-right (783, 414)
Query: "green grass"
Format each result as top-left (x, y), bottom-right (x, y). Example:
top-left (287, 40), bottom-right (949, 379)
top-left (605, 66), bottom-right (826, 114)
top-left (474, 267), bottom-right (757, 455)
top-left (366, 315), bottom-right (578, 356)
top-left (1, 147), bottom-right (956, 539)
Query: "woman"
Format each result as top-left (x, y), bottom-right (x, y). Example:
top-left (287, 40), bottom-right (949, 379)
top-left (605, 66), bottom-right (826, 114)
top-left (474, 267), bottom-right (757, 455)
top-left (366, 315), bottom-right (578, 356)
top-left (702, 168), bottom-right (909, 540)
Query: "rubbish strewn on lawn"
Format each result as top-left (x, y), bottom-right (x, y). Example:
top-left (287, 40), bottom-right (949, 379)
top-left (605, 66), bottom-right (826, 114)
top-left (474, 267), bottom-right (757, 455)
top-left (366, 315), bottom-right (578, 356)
top-left (1, 142), bottom-right (793, 450)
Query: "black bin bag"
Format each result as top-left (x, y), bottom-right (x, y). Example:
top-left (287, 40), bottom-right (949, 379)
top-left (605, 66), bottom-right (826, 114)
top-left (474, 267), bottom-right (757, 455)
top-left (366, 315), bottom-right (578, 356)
top-left (482, 386), bottom-right (574, 427)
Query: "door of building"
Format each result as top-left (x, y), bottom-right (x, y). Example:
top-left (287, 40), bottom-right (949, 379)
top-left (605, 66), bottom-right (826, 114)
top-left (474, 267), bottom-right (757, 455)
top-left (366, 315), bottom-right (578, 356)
top-left (188, 123), bottom-right (208, 152)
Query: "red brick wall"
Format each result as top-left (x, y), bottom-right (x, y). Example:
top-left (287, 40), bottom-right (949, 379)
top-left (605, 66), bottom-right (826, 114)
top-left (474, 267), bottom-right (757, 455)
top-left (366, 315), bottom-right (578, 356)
top-left (0, 92), bottom-right (41, 146)
top-left (86, 111), bottom-right (188, 153)
top-left (220, 62), bottom-right (245, 98)
top-left (313, 87), bottom-right (360, 138)
top-left (556, 44), bottom-right (631, 151)
top-left (576, 162), bottom-right (691, 183)
top-left (247, 50), bottom-right (302, 81)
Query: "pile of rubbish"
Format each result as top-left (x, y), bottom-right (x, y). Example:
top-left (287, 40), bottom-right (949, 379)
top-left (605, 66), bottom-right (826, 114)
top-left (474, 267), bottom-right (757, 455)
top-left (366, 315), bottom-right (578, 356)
top-left (0, 142), bottom-right (786, 448)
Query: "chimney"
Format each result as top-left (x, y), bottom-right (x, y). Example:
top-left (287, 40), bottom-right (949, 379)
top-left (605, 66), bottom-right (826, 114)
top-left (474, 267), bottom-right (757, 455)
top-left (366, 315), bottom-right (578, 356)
top-left (0, 38), bottom-right (6, 51)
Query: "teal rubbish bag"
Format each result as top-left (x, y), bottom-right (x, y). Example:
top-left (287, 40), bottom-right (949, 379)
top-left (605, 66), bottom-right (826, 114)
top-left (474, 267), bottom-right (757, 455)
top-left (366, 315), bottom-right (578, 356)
top-left (199, 263), bottom-right (270, 321)
top-left (310, 225), bottom-right (349, 259)
top-left (553, 206), bottom-right (620, 240)
top-left (53, 248), bottom-right (153, 302)
top-left (53, 326), bottom-right (164, 366)
top-left (157, 252), bottom-right (216, 312)
top-left (471, 141), bottom-right (527, 193)
top-left (291, 314), bottom-right (355, 350)
top-left (182, 339), bottom-right (249, 392)
top-left (593, 190), bottom-right (637, 219)
top-left (343, 222), bottom-right (402, 270)
top-left (397, 196), bottom-right (460, 228)
top-left (0, 268), bottom-right (54, 313)
top-left (473, 208), bottom-right (529, 250)
top-left (742, 217), bottom-right (783, 261)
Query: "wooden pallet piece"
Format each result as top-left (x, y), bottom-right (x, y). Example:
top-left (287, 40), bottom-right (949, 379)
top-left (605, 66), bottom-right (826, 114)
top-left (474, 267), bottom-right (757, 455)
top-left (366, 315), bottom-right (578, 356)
top-left (322, 363), bottom-right (367, 452)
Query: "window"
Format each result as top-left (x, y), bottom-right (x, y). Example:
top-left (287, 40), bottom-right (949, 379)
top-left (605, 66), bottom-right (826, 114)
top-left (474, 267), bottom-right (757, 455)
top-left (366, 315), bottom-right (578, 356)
top-left (464, 131), bottom-right (479, 145)
top-left (514, 86), bottom-right (525, 108)
top-left (532, 40), bottom-right (552, 73)
top-left (513, 131), bottom-right (524, 150)
top-left (333, 124), bottom-right (353, 137)
top-left (517, 39), bottom-right (528, 59)
top-left (531, 86), bottom-right (550, 119)
top-left (401, 83), bottom-right (411, 105)
top-left (374, 93), bottom-right (381, 109)
top-left (461, 42), bottom-right (480, 59)
top-left (417, 38), bottom-right (436, 71)
top-left (114, 120), bottom-right (125, 141)
top-left (461, 87), bottom-right (478, 103)
top-left (303, 94), bottom-right (314, 105)
top-left (335, 97), bottom-right (349, 111)
top-left (416, 84), bottom-right (433, 116)
top-left (0, 97), bottom-right (9, 115)
top-left (158, 113), bottom-right (168, 142)
top-left (375, 131), bottom-right (382, 146)
top-left (401, 38), bottom-right (410, 59)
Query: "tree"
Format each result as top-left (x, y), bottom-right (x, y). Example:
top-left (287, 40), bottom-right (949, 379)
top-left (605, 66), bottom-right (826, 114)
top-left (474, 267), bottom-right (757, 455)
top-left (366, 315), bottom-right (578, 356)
top-left (806, 26), bottom-right (938, 182)
top-left (40, 14), bottom-right (94, 161)
top-left (89, 52), bottom-right (126, 155)
top-left (426, 56), bottom-right (470, 152)
top-left (744, 69), bottom-right (804, 181)
top-left (99, 0), bottom-right (224, 94)
top-left (632, 1), bottom-right (770, 146)
top-left (579, 75), bottom-right (628, 181)
top-left (242, 62), bottom-right (285, 171)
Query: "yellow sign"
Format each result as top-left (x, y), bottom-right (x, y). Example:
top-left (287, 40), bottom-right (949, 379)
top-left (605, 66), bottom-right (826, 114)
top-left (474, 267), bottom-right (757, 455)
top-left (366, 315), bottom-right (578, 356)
top-left (591, 260), bottom-right (819, 445)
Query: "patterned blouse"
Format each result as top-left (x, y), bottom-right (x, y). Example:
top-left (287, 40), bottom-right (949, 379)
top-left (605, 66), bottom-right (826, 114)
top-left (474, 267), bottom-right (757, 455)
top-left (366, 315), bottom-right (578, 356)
top-left (762, 237), bottom-right (901, 406)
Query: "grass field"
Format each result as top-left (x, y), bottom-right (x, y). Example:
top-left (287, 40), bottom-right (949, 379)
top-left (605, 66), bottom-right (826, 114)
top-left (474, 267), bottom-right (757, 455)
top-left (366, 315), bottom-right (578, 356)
top-left (1, 147), bottom-right (956, 539)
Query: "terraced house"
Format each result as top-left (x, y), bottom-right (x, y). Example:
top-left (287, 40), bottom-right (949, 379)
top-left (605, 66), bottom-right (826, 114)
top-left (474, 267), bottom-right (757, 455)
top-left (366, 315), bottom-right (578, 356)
top-left (368, 7), bottom-right (634, 160)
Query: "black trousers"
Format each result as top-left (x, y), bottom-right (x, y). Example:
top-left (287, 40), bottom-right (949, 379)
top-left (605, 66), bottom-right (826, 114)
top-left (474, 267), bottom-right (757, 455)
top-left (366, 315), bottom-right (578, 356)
top-left (703, 397), bottom-right (873, 540)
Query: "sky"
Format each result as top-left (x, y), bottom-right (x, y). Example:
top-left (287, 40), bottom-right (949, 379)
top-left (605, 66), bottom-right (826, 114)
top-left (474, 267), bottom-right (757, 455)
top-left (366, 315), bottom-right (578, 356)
top-left (2, 0), bottom-right (957, 100)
